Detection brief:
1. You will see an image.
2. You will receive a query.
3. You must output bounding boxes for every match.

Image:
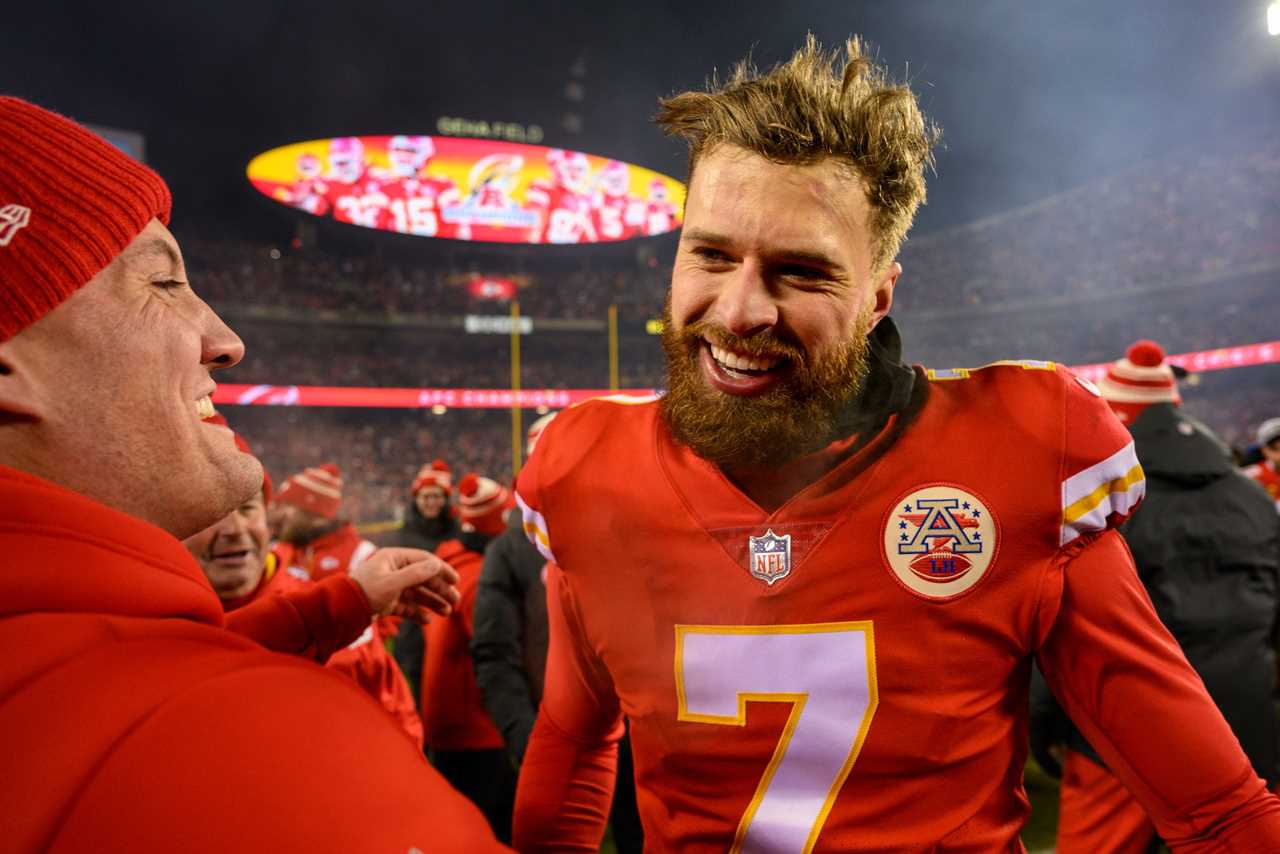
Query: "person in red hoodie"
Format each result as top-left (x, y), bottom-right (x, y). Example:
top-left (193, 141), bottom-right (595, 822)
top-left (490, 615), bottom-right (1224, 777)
top-left (273, 463), bottom-right (378, 581)
top-left (423, 473), bottom-right (519, 843)
top-left (185, 428), bottom-right (425, 748)
top-left (0, 97), bottom-right (509, 853)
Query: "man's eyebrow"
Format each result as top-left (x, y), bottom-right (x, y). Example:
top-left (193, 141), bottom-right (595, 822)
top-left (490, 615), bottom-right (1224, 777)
top-left (682, 228), bottom-right (843, 270)
top-left (123, 238), bottom-right (181, 271)
top-left (680, 228), bottom-right (731, 246)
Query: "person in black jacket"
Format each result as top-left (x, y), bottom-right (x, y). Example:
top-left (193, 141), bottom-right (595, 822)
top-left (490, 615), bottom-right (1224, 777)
top-left (383, 459), bottom-right (461, 698)
top-left (1031, 340), bottom-right (1280, 853)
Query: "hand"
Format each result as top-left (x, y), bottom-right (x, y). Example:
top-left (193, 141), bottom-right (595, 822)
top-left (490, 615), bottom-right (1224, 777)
top-left (350, 548), bottom-right (461, 621)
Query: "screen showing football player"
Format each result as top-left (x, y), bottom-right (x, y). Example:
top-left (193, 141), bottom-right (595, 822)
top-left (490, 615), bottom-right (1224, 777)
top-left (509, 36), bottom-right (1280, 853)
top-left (525, 148), bottom-right (597, 244)
top-left (592, 159), bottom-right (642, 241)
top-left (376, 134), bottom-right (460, 237)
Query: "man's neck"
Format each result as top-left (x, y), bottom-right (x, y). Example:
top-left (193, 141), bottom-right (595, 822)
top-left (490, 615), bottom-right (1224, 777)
top-left (723, 433), bottom-right (863, 513)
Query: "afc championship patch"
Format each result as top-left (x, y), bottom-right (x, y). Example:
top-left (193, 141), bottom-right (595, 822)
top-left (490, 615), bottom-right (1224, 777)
top-left (881, 484), bottom-right (999, 601)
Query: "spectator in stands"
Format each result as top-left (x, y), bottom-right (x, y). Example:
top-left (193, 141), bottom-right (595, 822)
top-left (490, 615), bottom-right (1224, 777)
top-left (384, 458), bottom-right (462, 697)
top-left (1031, 340), bottom-right (1280, 853)
top-left (0, 97), bottom-right (506, 851)
top-left (1243, 418), bottom-right (1280, 511)
top-left (274, 463), bottom-right (376, 581)
top-left (184, 425), bottom-right (423, 746)
top-left (424, 474), bottom-right (519, 842)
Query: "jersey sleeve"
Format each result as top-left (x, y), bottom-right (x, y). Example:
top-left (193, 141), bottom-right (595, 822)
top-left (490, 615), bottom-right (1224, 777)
top-left (224, 574), bottom-right (371, 663)
top-left (515, 413), bottom-right (560, 565)
top-left (1038, 530), bottom-right (1280, 848)
top-left (512, 562), bottom-right (623, 853)
top-left (1057, 367), bottom-right (1145, 547)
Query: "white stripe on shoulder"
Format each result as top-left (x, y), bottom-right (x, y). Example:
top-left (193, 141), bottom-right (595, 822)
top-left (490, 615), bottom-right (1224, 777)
top-left (583, 393), bottom-right (662, 406)
top-left (1061, 441), bottom-right (1145, 546)
top-left (515, 492), bottom-right (557, 564)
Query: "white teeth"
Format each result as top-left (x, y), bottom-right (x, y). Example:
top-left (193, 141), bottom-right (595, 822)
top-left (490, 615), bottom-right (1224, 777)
top-left (196, 396), bottom-right (216, 419)
top-left (709, 343), bottom-right (779, 373)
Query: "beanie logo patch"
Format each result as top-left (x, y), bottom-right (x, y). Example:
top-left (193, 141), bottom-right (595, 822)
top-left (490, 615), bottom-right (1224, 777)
top-left (0, 204), bottom-right (31, 247)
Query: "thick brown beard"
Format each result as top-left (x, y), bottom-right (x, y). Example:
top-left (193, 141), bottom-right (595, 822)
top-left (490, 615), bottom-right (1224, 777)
top-left (659, 301), bottom-right (874, 468)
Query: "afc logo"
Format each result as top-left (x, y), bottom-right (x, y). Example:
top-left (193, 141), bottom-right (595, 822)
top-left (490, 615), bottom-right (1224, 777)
top-left (882, 485), bottom-right (999, 601)
top-left (748, 529), bottom-right (792, 586)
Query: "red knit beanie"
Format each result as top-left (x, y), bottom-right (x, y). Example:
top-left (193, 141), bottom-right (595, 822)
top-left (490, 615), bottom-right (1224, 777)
top-left (457, 473), bottom-right (513, 536)
top-left (276, 463), bottom-right (343, 519)
top-left (0, 97), bottom-right (172, 341)
top-left (412, 459), bottom-right (453, 496)
top-left (1098, 339), bottom-right (1181, 425)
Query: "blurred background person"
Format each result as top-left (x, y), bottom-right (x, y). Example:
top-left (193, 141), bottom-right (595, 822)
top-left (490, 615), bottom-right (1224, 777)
top-left (384, 458), bottom-right (460, 699)
top-left (274, 463), bottom-right (376, 581)
top-left (185, 424), bottom-right (423, 746)
top-left (1244, 418), bottom-right (1280, 512)
top-left (1031, 340), bottom-right (1280, 853)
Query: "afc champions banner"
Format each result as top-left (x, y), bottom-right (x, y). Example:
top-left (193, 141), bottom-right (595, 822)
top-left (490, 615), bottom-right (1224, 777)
top-left (247, 136), bottom-right (685, 245)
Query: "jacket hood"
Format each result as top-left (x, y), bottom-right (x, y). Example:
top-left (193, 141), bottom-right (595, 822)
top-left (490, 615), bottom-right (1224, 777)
top-left (0, 465), bottom-right (224, 624)
top-left (1129, 403), bottom-right (1233, 486)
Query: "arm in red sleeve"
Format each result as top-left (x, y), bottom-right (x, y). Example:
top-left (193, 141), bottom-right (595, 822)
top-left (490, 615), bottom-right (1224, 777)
top-left (1038, 530), bottom-right (1280, 851)
top-left (512, 563), bottom-right (624, 853)
top-left (225, 575), bottom-right (371, 663)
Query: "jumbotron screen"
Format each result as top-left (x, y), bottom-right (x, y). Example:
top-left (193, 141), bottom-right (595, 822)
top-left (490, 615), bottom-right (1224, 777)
top-left (247, 136), bottom-right (685, 244)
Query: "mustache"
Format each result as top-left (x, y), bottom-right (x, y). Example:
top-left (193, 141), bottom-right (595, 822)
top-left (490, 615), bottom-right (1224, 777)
top-left (681, 320), bottom-right (804, 363)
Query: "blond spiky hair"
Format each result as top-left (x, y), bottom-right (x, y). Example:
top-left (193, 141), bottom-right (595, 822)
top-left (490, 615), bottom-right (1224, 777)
top-left (656, 34), bottom-right (940, 269)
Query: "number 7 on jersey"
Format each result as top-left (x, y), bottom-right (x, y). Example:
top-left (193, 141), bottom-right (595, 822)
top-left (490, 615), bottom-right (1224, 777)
top-left (675, 622), bottom-right (878, 854)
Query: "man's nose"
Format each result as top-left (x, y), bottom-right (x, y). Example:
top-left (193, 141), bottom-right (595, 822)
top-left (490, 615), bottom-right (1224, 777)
top-left (710, 261), bottom-right (778, 339)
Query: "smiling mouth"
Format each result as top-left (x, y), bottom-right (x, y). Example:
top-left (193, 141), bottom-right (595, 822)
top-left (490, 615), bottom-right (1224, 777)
top-left (196, 395), bottom-right (216, 419)
top-left (211, 549), bottom-right (251, 563)
top-left (707, 341), bottom-right (786, 378)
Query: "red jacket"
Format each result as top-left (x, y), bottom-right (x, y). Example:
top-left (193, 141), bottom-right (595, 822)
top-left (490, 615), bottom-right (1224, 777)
top-left (0, 466), bottom-right (510, 853)
top-left (279, 522), bottom-right (377, 582)
top-left (421, 539), bottom-right (505, 751)
top-left (235, 552), bottom-right (424, 748)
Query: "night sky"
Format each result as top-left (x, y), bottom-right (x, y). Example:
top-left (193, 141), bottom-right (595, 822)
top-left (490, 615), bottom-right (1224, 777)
top-left (4, 0), bottom-right (1277, 244)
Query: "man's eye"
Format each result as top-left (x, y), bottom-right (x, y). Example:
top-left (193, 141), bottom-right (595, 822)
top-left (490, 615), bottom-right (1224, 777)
top-left (693, 247), bottom-right (731, 262)
top-left (154, 279), bottom-right (188, 291)
top-left (778, 265), bottom-right (824, 280)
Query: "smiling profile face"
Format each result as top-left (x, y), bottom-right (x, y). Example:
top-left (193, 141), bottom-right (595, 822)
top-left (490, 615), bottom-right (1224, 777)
top-left (661, 145), bottom-right (900, 469)
top-left (0, 219), bottom-right (261, 537)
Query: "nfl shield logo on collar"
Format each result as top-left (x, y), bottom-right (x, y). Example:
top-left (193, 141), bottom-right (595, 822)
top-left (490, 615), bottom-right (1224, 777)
top-left (749, 529), bottom-right (792, 586)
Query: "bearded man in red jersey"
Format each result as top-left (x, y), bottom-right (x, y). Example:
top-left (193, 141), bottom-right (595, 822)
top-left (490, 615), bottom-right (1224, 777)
top-left (510, 37), bottom-right (1280, 853)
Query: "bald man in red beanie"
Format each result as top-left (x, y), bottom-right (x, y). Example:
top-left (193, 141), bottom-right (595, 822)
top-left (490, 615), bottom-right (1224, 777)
top-left (0, 98), bottom-right (509, 852)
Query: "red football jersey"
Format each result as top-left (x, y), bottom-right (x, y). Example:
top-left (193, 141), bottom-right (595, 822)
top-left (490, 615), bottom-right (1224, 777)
top-left (515, 364), bottom-right (1279, 852)
top-left (1243, 461), bottom-right (1280, 512)
top-left (525, 180), bottom-right (597, 244)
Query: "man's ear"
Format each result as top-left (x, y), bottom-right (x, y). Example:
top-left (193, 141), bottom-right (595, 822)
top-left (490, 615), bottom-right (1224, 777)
top-left (0, 340), bottom-right (44, 420)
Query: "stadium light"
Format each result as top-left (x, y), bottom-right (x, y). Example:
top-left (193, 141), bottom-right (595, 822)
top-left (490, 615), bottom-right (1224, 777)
top-left (1270, 2), bottom-right (1280, 36)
